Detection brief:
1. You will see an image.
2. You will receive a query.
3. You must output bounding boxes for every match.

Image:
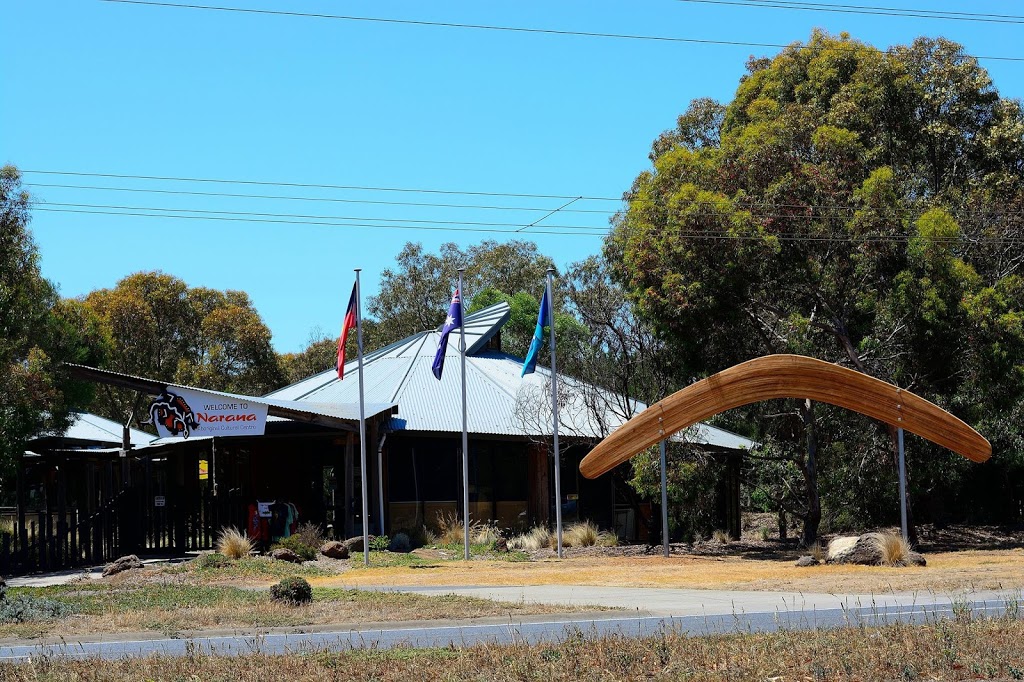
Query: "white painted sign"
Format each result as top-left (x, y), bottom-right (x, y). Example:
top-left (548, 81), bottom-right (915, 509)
top-left (146, 386), bottom-right (268, 439)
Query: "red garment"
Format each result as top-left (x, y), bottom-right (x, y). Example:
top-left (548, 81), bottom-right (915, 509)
top-left (246, 503), bottom-right (266, 542)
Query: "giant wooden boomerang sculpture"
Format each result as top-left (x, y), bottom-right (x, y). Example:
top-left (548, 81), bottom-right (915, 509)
top-left (579, 354), bottom-right (991, 480)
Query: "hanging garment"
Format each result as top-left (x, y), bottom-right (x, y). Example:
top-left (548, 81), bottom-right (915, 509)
top-left (269, 500), bottom-right (290, 540)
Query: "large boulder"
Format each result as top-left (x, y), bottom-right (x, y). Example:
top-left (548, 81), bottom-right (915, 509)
top-left (103, 554), bottom-right (143, 577)
top-left (828, 533), bottom-right (887, 565)
top-left (320, 541), bottom-right (349, 560)
top-left (343, 535), bottom-right (374, 553)
top-left (270, 547), bottom-right (303, 563)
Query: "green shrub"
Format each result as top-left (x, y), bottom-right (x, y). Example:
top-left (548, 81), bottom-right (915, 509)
top-left (193, 552), bottom-right (231, 570)
top-left (269, 576), bottom-right (312, 604)
top-left (0, 595), bottom-right (73, 623)
top-left (369, 535), bottom-right (390, 551)
top-left (271, 536), bottom-right (317, 561)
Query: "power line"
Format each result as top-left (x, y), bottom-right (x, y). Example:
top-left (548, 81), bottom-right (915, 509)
top-left (22, 169), bottom-right (614, 202)
top-left (26, 178), bottom-right (1024, 219)
top-left (96, 0), bottom-right (1024, 62)
top-left (24, 182), bottom-right (615, 214)
top-left (35, 203), bottom-right (1024, 243)
top-left (675, 0), bottom-right (1024, 25)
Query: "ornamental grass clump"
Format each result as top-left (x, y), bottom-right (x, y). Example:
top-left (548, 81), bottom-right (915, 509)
top-left (269, 576), bottom-right (312, 605)
top-left (215, 527), bottom-right (253, 560)
top-left (876, 531), bottom-right (912, 566)
top-left (508, 526), bottom-right (551, 551)
top-left (563, 521), bottom-right (599, 548)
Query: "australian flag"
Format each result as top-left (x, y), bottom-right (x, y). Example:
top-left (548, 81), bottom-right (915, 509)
top-left (521, 287), bottom-right (550, 377)
top-left (432, 289), bottom-right (463, 380)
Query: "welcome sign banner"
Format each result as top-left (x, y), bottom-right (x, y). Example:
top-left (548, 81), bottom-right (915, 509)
top-left (146, 386), bottom-right (268, 439)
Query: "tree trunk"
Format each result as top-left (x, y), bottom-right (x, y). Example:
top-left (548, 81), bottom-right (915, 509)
top-left (798, 399), bottom-right (822, 546)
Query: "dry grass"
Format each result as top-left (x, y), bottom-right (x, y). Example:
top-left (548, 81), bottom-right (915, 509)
top-left (563, 522), bottom-right (599, 548)
top-left (876, 531), bottom-right (913, 565)
top-left (321, 548), bottom-right (1024, 594)
top-left (711, 529), bottom-right (731, 544)
top-left (3, 617), bottom-right (1023, 680)
top-left (806, 540), bottom-right (827, 562)
top-left (216, 527), bottom-right (253, 560)
top-left (508, 526), bottom-right (551, 551)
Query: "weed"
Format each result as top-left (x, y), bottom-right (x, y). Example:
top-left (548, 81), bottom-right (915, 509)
top-left (369, 535), bottom-right (390, 551)
top-left (215, 526), bottom-right (253, 560)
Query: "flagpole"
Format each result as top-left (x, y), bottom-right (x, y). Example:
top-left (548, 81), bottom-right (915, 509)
top-left (355, 269), bottom-right (370, 567)
top-left (547, 268), bottom-right (563, 559)
top-left (458, 268), bottom-right (470, 562)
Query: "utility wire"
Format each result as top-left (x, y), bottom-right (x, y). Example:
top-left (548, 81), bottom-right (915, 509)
top-left (96, 0), bottom-right (1024, 62)
top-left (25, 182), bottom-right (615, 214)
top-left (675, 0), bottom-right (1024, 25)
top-left (35, 203), bottom-right (1024, 242)
top-left (26, 177), bottom-right (1024, 218)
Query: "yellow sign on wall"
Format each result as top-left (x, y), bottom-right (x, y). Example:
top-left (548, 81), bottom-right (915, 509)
top-left (199, 459), bottom-right (209, 480)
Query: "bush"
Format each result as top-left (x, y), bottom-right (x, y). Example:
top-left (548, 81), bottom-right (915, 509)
top-left (193, 552), bottom-right (231, 569)
top-left (290, 522), bottom-right (327, 549)
top-left (0, 595), bottom-right (72, 623)
top-left (271, 536), bottom-right (318, 562)
top-left (563, 521), bottom-right (599, 548)
top-left (216, 527), bottom-right (253, 560)
top-left (269, 576), bottom-right (312, 604)
top-left (369, 535), bottom-right (390, 551)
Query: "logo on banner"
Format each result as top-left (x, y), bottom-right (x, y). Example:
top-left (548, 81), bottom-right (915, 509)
top-left (147, 390), bottom-right (199, 438)
top-left (145, 386), bottom-right (268, 439)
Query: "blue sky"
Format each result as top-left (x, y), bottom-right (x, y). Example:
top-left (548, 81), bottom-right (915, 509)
top-left (5, 0), bottom-right (1023, 352)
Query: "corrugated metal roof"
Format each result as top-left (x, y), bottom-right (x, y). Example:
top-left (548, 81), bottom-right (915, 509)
top-left (33, 410), bottom-right (156, 447)
top-left (265, 302), bottom-right (754, 450)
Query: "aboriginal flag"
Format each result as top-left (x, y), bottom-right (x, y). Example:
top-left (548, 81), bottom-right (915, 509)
top-left (337, 282), bottom-right (358, 379)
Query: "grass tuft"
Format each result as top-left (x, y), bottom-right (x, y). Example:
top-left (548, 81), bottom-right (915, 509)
top-left (563, 521), bottom-right (600, 548)
top-left (875, 531), bottom-right (912, 566)
top-left (216, 526), bottom-right (253, 560)
top-left (508, 526), bottom-right (551, 551)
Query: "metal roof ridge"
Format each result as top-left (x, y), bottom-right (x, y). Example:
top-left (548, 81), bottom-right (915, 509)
top-left (390, 332), bottom-right (432, 404)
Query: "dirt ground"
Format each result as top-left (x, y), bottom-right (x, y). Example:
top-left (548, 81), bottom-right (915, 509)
top-left (314, 524), bottom-right (1024, 595)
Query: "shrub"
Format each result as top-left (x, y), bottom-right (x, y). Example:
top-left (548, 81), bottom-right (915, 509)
top-left (216, 527), bottom-right (253, 560)
top-left (0, 595), bottom-right (72, 623)
top-left (271, 536), bottom-right (317, 561)
top-left (194, 552), bottom-right (231, 569)
top-left (269, 576), bottom-right (312, 604)
top-left (711, 529), bottom-right (731, 544)
top-left (875, 531), bottom-right (912, 566)
top-left (434, 511), bottom-right (467, 545)
top-left (369, 534), bottom-right (390, 551)
top-left (388, 533), bottom-right (411, 553)
top-left (596, 530), bottom-right (619, 547)
top-left (291, 522), bottom-right (327, 549)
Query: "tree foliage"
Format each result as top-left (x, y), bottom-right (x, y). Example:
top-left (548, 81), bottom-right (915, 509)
top-left (0, 166), bottom-right (106, 499)
top-left (607, 31), bottom-right (1024, 541)
top-left (82, 272), bottom-right (285, 420)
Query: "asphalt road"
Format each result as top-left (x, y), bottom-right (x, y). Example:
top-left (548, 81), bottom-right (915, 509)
top-left (0, 587), bottom-right (1017, 661)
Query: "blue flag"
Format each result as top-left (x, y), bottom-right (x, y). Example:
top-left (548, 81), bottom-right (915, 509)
top-left (432, 289), bottom-right (463, 380)
top-left (521, 287), bottom-right (551, 377)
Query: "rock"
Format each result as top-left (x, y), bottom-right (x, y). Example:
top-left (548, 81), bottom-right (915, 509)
top-left (826, 536), bottom-right (859, 563)
top-left (103, 554), bottom-right (143, 577)
top-left (343, 535), bottom-right (373, 553)
top-left (795, 555), bottom-right (819, 567)
top-left (495, 537), bottom-right (508, 552)
top-left (828, 532), bottom-right (888, 565)
top-left (270, 547), bottom-right (303, 563)
top-left (905, 551), bottom-right (927, 567)
top-left (388, 533), bottom-right (411, 553)
top-left (320, 541), bottom-right (349, 560)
